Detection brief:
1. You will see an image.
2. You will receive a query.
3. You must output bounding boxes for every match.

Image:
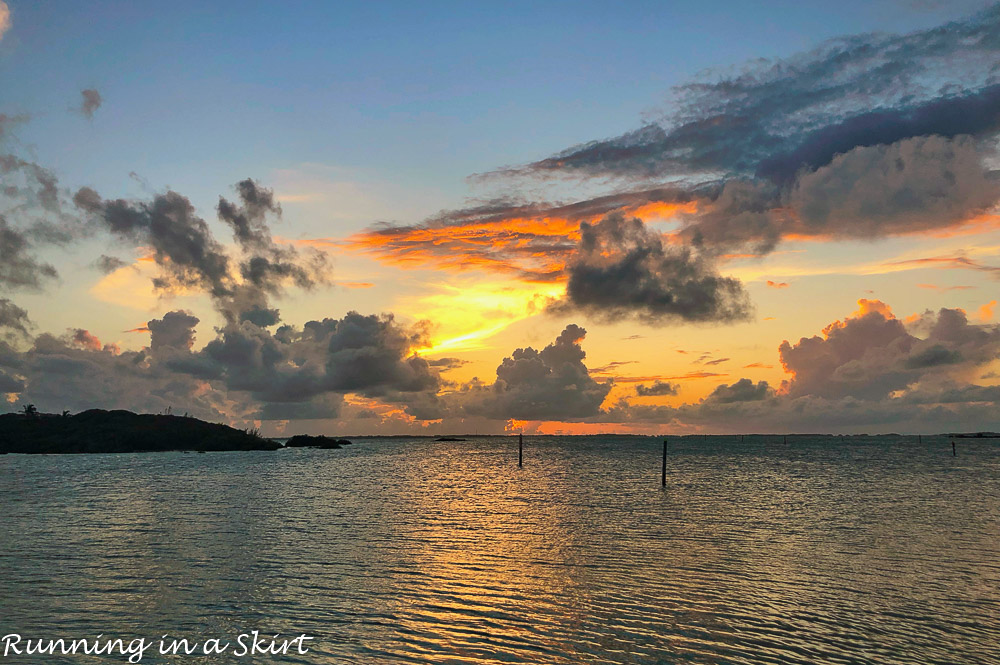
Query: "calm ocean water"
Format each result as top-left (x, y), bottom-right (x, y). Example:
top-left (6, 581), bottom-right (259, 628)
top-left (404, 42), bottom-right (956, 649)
top-left (1, 435), bottom-right (998, 664)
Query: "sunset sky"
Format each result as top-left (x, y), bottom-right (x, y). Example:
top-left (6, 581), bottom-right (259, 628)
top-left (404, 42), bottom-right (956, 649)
top-left (1, 0), bottom-right (999, 435)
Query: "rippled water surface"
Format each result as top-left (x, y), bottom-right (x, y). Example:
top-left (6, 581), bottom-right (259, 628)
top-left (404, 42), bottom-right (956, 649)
top-left (2, 435), bottom-right (999, 664)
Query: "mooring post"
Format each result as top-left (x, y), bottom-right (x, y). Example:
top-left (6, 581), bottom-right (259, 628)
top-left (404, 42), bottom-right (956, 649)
top-left (661, 439), bottom-right (667, 487)
top-left (952, 440), bottom-right (956, 457)
top-left (518, 432), bottom-right (523, 468)
top-left (783, 435), bottom-right (787, 445)
top-left (918, 434), bottom-right (922, 444)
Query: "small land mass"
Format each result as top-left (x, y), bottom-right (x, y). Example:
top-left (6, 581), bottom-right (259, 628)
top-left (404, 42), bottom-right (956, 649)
top-left (0, 409), bottom-right (281, 454)
top-left (284, 434), bottom-right (353, 449)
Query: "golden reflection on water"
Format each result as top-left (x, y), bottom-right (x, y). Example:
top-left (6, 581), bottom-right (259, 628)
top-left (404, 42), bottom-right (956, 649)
top-left (1, 436), bottom-right (999, 664)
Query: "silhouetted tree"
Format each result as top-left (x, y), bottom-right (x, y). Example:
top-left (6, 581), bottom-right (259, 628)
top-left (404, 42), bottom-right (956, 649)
top-left (21, 404), bottom-right (38, 418)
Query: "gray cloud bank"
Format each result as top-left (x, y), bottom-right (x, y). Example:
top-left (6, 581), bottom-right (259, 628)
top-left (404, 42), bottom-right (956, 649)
top-left (601, 302), bottom-right (1000, 432)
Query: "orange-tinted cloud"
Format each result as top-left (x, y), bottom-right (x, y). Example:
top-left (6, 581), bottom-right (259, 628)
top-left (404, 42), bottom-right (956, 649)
top-left (0, 2), bottom-right (10, 42)
top-left (766, 280), bottom-right (790, 288)
top-left (917, 283), bottom-right (976, 291)
top-left (319, 193), bottom-right (699, 282)
top-left (979, 300), bottom-right (997, 322)
top-left (882, 255), bottom-right (1000, 276)
top-left (852, 298), bottom-right (894, 319)
top-left (341, 395), bottom-right (441, 427)
top-left (590, 360), bottom-right (637, 374)
top-left (743, 362), bottom-right (774, 369)
top-left (924, 212), bottom-right (1000, 239)
top-left (780, 298), bottom-right (896, 393)
top-left (602, 371), bottom-right (727, 383)
top-left (71, 329), bottom-right (102, 351)
top-left (125, 326), bottom-right (150, 333)
top-left (344, 216), bottom-right (579, 282)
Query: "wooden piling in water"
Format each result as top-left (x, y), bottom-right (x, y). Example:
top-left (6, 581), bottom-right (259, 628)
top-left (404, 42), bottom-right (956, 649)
top-left (952, 440), bottom-right (956, 457)
top-left (518, 432), bottom-right (523, 467)
top-left (661, 439), bottom-right (667, 487)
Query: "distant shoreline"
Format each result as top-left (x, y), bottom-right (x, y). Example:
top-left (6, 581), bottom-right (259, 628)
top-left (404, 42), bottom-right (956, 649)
top-left (0, 409), bottom-right (279, 454)
top-left (2, 409), bottom-right (995, 456)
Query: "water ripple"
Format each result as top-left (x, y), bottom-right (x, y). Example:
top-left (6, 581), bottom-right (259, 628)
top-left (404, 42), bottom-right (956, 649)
top-left (1, 435), bottom-right (998, 664)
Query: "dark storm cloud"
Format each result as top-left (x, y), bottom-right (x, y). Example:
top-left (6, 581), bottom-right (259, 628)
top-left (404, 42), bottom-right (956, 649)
top-left (0, 370), bottom-right (24, 393)
top-left (74, 178), bottom-right (329, 324)
top-left (778, 301), bottom-right (1000, 400)
top-left (664, 133), bottom-right (1000, 257)
top-left (147, 310), bottom-right (200, 352)
top-left (74, 186), bottom-right (233, 296)
top-left (904, 344), bottom-right (964, 368)
top-left (217, 178), bottom-right (283, 251)
top-left (94, 255), bottom-right (127, 274)
top-left (634, 380), bottom-right (679, 396)
top-left (0, 298), bottom-right (31, 339)
top-left (158, 311), bottom-right (440, 415)
top-left (0, 115), bottom-right (82, 339)
top-left (239, 305), bottom-right (281, 327)
top-left (786, 135), bottom-right (1000, 237)
top-left (78, 89), bottom-right (102, 119)
top-left (303, 312), bottom-right (436, 395)
top-left (704, 378), bottom-right (773, 403)
top-left (427, 357), bottom-right (468, 370)
top-left (463, 324), bottom-right (611, 420)
top-left (503, 5), bottom-right (1000, 182)
top-left (0, 215), bottom-right (59, 291)
top-left (757, 84), bottom-right (1000, 184)
top-left (0, 117), bottom-right (87, 339)
top-left (0, 155), bottom-right (62, 214)
top-left (555, 213), bottom-right (753, 323)
top-left (70, 328), bottom-right (103, 351)
top-left (256, 393), bottom-right (343, 421)
top-left (0, 308), bottom-right (440, 423)
top-left (216, 179), bottom-right (328, 322)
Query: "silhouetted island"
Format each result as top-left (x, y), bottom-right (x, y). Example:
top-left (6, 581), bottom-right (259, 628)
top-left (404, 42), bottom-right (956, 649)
top-left (435, 436), bottom-right (467, 441)
top-left (284, 434), bottom-right (353, 449)
top-left (0, 409), bottom-right (281, 454)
